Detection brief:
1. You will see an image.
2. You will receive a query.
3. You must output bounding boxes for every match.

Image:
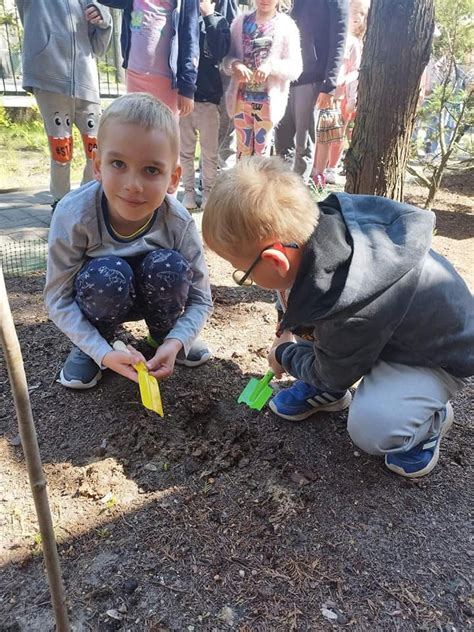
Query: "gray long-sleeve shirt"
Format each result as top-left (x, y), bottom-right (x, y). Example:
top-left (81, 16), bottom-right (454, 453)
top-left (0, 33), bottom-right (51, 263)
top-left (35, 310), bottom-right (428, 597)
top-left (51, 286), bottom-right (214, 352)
top-left (44, 181), bottom-right (213, 367)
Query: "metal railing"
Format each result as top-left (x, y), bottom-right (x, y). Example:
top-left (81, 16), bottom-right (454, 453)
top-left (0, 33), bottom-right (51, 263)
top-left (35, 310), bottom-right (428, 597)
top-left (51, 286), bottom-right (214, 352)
top-left (0, 1), bottom-right (124, 98)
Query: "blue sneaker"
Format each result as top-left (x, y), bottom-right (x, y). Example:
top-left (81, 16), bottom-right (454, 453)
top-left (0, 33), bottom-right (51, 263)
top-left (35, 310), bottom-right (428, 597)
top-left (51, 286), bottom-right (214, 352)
top-left (59, 346), bottom-right (101, 389)
top-left (385, 402), bottom-right (454, 478)
top-left (269, 381), bottom-right (352, 421)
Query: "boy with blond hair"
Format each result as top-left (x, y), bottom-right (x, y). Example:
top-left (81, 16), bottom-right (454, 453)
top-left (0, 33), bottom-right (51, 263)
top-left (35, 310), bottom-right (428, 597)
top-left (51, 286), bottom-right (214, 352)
top-left (45, 93), bottom-right (213, 389)
top-left (202, 157), bottom-right (473, 478)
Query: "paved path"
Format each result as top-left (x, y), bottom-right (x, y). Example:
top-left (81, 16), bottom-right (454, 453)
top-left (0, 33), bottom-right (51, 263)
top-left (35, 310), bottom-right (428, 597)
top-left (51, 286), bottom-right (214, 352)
top-left (0, 188), bottom-right (52, 244)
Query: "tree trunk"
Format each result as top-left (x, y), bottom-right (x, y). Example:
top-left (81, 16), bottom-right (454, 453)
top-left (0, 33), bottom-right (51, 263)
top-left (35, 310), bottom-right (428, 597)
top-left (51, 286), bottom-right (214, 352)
top-left (345, 0), bottom-right (434, 200)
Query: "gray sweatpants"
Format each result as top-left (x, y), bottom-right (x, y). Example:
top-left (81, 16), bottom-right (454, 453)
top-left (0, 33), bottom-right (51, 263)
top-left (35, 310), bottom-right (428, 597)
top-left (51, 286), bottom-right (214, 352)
top-left (217, 72), bottom-right (236, 169)
top-left (179, 101), bottom-right (220, 195)
top-left (274, 82), bottom-right (321, 182)
top-left (347, 361), bottom-right (466, 456)
top-left (34, 88), bottom-right (101, 200)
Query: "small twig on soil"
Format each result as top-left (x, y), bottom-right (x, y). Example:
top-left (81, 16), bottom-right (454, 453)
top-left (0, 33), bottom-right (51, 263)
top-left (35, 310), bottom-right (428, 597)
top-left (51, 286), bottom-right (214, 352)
top-left (50, 363), bottom-right (62, 387)
top-left (375, 581), bottom-right (417, 613)
top-left (151, 580), bottom-right (189, 593)
top-left (19, 599), bottom-right (52, 613)
top-left (120, 516), bottom-right (137, 531)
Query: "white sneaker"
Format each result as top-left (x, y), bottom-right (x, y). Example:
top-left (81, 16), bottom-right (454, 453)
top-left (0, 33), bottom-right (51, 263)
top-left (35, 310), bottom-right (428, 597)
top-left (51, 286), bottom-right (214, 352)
top-left (325, 168), bottom-right (337, 184)
top-left (182, 191), bottom-right (197, 210)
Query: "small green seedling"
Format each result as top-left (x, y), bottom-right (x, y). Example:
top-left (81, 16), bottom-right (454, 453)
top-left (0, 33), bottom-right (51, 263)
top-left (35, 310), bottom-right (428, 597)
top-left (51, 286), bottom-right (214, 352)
top-left (238, 370), bottom-right (275, 411)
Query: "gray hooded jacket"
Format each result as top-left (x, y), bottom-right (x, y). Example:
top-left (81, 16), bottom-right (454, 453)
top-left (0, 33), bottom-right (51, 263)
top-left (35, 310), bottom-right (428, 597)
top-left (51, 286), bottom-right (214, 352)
top-left (276, 194), bottom-right (474, 391)
top-left (16, 0), bottom-right (112, 103)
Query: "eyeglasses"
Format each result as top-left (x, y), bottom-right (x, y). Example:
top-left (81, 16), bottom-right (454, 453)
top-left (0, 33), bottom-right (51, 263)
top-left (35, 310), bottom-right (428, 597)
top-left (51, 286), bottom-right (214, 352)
top-left (232, 242), bottom-right (299, 287)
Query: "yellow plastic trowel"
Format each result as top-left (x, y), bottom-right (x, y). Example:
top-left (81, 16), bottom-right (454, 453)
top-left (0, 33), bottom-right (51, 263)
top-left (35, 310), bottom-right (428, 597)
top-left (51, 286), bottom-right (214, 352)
top-left (113, 341), bottom-right (163, 416)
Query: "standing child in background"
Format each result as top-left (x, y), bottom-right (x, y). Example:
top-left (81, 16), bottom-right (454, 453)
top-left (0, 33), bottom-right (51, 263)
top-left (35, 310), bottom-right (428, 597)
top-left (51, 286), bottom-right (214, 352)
top-left (180, 0), bottom-right (230, 210)
top-left (16, 0), bottom-right (112, 211)
top-left (223, 0), bottom-right (302, 158)
top-left (98, 0), bottom-right (199, 116)
top-left (44, 94), bottom-right (213, 390)
top-left (274, 0), bottom-right (349, 183)
top-left (312, 0), bottom-right (369, 187)
top-left (215, 0), bottom-right (240, 170)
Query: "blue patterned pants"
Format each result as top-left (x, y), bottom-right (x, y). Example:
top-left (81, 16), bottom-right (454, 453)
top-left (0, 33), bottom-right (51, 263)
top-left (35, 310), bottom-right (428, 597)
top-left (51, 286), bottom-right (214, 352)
top-left (74, 251), bottom-right (192, 340)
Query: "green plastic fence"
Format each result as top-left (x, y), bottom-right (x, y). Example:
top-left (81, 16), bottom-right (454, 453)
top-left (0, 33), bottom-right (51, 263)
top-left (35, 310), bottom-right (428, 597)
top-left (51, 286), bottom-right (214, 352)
top-left (0, 239), bottom-right (47, 277)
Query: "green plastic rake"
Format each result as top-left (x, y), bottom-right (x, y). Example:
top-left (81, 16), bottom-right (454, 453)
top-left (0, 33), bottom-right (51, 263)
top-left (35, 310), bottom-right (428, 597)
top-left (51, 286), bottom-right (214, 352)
top-left (237, 370), bottom-right (275, 411)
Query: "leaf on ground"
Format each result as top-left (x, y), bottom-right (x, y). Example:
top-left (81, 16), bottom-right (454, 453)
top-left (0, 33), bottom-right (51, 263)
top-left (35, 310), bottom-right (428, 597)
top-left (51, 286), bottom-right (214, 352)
top-left (321, 607), bottom-right (338, 621)
top-left (106, 608), bottom-right (123, 621)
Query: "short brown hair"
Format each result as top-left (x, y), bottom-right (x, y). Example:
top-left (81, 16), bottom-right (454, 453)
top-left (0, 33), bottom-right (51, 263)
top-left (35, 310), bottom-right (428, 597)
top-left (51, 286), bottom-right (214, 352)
top-left (202, 156), bottom-right (319, 255)
top-left (98, 92), bottom-right (179, 161)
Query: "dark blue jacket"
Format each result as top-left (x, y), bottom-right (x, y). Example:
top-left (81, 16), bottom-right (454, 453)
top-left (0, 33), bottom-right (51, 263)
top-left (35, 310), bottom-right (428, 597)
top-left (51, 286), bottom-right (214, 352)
top-left (291, 0), bottom-right (348, 92)
top-left (195, 12), bottom-right (230, 104)
top-left (276, 194), bottom-right (474, 391)
top-left (98, 0), bottom-right (199, 98)
top-left (214, 0), bottom-right (239, 25)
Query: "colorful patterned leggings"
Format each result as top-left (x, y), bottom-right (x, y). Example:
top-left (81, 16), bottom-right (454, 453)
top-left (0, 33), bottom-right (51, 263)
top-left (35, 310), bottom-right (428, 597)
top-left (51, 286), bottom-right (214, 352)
top-left (234, 99), bottom-right (273, 158)
top-left (74, 251), bottom-right (192, 341)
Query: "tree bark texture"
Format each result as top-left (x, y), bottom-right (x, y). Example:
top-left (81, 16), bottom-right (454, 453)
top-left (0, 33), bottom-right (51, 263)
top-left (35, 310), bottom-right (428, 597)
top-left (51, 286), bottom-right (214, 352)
top-left (345, 0), bottom-right (434, 199)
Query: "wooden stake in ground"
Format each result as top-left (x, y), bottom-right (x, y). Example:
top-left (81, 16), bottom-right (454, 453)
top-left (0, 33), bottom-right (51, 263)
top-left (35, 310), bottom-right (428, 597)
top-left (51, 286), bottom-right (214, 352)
top-left (0, 266), bottom-right (70, 632)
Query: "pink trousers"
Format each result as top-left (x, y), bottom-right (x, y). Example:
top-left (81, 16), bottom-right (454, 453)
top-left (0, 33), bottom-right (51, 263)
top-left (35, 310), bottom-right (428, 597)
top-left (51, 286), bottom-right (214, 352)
top-left (126, 69), bottom-right (178, 115)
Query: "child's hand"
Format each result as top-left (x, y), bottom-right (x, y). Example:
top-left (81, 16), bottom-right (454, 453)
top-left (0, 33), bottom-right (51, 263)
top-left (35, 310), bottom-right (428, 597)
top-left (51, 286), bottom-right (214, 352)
top-left (268, 331), bottom-right (294, 379)
top-left (316, 92), bottom-right (335, 109)
top-left (267, 346), bottom-right (284, 379)
top-left (146, 339), bottom-right (183, 380)
top-left (178, 95), bottom-right (194, 117)
top-left (253, 62), bottom-right (272, 84)
top-left (272, 330), bottom-right (295, 347)
top-left (199, 0), bottom-right (214, 17)
top-left (85, 5), bottom-right (104, 25)
top-left (102, 346), bottom-right (147, 383)
top-left (232, 62), bottom-right (253, 83)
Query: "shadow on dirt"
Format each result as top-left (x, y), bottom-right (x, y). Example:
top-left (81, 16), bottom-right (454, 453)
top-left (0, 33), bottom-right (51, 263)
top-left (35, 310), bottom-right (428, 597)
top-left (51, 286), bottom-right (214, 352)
top-left (211, 284), bottom-right (275, 306)
top-left (2, 370), bottom-right (472, 631)
top-left (432, 207), bottom-right (474, 240)
top-left (1, 275), bottom-right (473, 631)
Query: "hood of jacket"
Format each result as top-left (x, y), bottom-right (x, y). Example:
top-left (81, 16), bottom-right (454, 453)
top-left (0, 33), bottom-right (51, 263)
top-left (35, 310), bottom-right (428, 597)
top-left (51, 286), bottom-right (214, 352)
top-left (281, 192), bottom-right (435, 331)
top-left (277, 193), bottom-right (473, 387)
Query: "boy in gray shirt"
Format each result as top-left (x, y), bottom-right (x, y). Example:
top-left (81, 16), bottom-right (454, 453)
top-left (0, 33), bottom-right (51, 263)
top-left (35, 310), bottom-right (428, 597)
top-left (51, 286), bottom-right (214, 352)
top-left (44, 93), bottom-right (213, 389)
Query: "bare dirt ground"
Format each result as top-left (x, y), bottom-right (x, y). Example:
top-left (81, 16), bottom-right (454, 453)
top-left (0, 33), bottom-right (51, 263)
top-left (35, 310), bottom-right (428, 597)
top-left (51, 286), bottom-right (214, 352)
top-left (0, 176), bottom-right (473, 631)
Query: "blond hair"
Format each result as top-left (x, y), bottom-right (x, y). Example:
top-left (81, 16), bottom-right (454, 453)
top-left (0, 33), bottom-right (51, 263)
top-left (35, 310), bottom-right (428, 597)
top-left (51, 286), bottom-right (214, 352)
top-left (202, 157), bottom-right (319, 255)
top-left (98, 92), bottom-right (179, 161)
